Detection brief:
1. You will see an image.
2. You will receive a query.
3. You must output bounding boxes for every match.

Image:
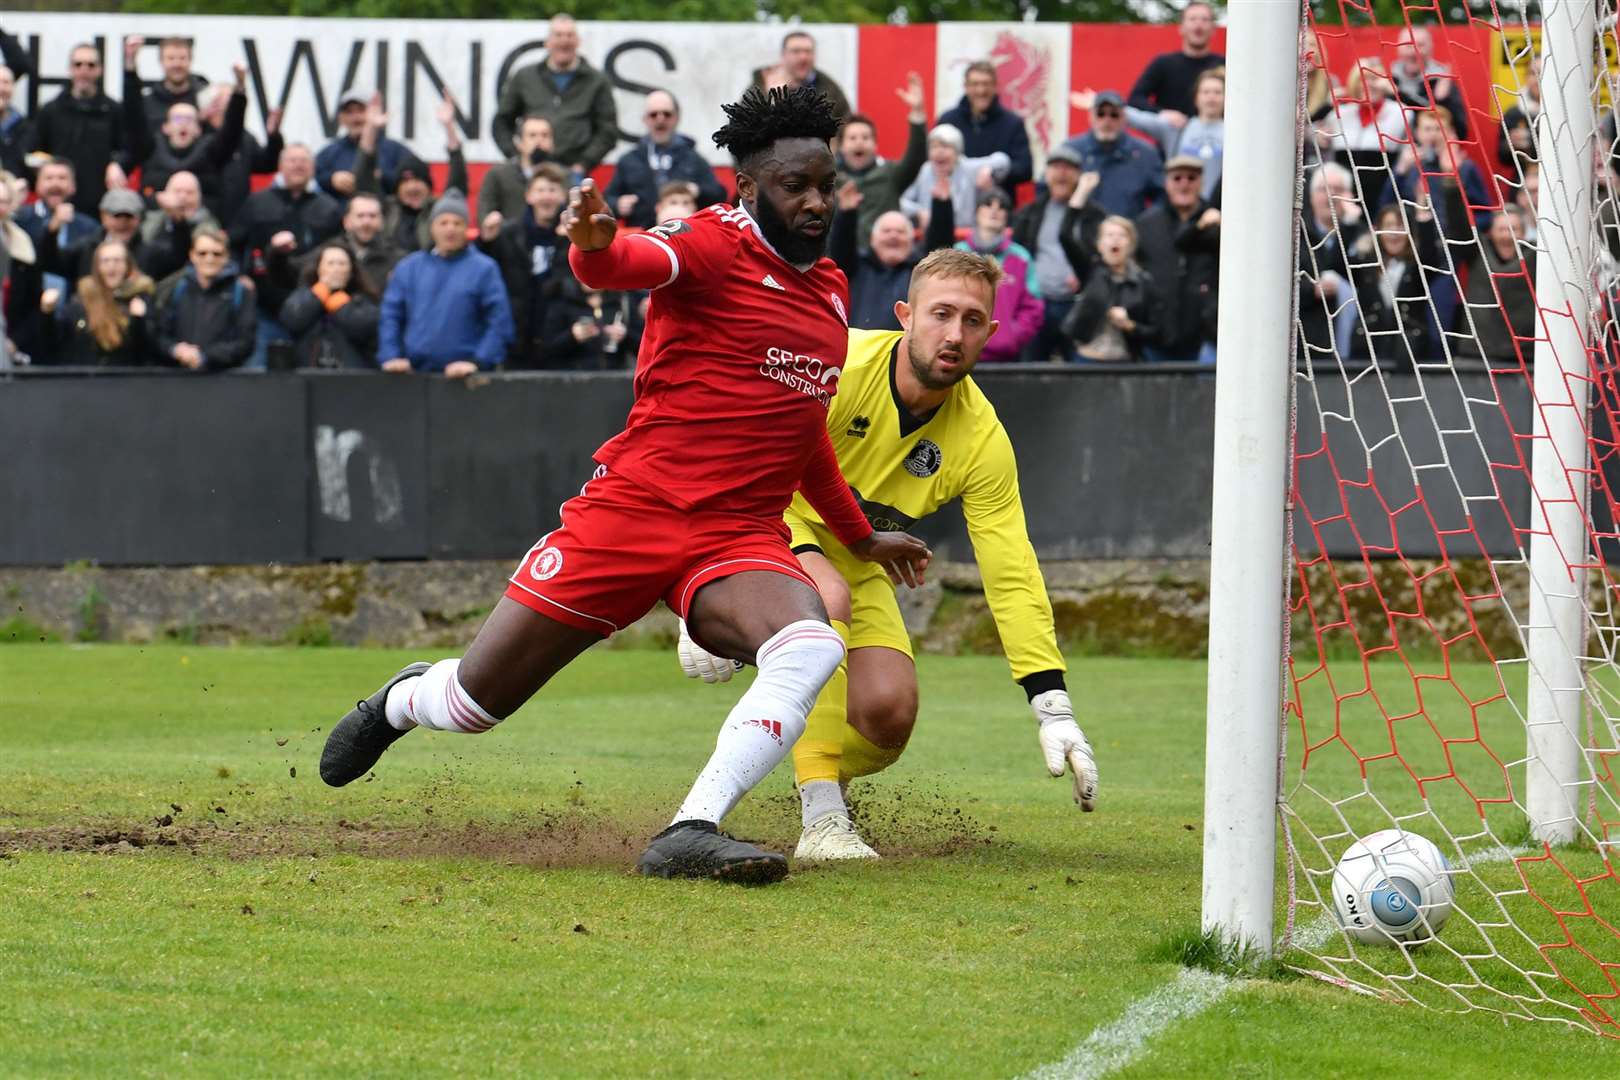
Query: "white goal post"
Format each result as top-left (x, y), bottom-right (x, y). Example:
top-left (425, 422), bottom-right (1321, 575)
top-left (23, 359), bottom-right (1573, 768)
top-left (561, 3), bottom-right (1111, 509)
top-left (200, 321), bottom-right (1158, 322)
top-left (1200, 0), bottom-right (1304, 956)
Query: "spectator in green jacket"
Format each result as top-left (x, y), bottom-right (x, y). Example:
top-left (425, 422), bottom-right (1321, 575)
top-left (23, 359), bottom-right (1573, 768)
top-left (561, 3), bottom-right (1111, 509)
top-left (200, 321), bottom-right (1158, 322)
top-left (835, 72), bottom-right (929, 248)
top-left (492, 14), bottom-right (619, 178)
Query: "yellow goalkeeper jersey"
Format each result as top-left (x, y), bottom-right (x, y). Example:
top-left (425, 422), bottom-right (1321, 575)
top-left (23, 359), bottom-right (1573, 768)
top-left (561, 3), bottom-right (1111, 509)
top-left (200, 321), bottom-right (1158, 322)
top-left (789, 328), bottom-right (1065, 683)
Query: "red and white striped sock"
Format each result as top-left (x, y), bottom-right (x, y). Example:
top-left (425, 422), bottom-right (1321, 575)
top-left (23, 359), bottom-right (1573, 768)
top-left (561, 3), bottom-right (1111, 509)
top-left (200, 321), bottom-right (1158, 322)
top-left (383, 659), bottom-right (499, 734)
top-left (673, 619), bottom-right (846, 825)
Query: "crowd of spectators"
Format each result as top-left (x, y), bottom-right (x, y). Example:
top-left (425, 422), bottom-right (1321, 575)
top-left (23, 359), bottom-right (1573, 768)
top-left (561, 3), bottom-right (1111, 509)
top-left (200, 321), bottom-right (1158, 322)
top-left (1297, 22), bottom-right (1545, 372)
top-left (0, 9), bottom-right (1547, 375)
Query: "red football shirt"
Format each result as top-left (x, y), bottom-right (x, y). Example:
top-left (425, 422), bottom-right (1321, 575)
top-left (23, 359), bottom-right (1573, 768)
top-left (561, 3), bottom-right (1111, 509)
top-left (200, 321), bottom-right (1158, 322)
top-left (570, 203), bottom-right (871, 543)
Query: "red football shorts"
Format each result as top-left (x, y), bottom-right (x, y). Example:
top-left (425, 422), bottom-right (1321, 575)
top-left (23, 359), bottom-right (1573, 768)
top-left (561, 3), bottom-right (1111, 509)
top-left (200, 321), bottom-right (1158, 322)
top-left (503, 466), bottom-right (818, 636)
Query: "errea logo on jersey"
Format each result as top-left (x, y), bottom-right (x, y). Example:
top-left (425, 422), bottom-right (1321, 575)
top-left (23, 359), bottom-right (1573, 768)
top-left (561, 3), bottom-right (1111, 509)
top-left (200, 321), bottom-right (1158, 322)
top-left (759, 346), bottom-right (842, 406)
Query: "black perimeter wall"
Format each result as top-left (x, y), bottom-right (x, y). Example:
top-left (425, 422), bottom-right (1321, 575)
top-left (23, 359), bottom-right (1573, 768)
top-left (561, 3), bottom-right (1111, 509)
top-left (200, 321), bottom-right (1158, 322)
top-left (1, 369), bottom-right (1551, 567)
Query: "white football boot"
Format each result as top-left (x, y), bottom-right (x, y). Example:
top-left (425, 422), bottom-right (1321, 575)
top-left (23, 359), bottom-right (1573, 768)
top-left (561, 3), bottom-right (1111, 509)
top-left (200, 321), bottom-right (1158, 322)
top-left (794, 812), bottom-right (880, 861)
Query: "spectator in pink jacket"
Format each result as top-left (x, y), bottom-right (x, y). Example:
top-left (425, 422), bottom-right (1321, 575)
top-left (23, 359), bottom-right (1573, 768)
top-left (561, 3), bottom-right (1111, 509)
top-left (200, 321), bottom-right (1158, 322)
top-left (953, 187), bottom-right (1043, 362)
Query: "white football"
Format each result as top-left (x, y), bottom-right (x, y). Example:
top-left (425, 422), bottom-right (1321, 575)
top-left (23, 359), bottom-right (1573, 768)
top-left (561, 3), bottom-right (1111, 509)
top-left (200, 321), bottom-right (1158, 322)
top-left (1331, 828), bottom-right (1455, 946)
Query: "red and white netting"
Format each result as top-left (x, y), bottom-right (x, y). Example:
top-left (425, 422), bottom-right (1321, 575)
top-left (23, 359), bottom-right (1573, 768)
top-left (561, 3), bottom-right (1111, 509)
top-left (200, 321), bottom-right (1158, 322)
top-left (1287, 0), bottom-right (1620, 1034)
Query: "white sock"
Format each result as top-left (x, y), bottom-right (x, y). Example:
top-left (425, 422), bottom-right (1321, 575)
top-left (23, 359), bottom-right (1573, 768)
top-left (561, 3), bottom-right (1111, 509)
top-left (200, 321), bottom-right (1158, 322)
top-left (383, 659), bottom-right (499, 734)
top-left (673, 620), bottom-right (846, 825)
top-left (800, 779), bottom-right (848, 829)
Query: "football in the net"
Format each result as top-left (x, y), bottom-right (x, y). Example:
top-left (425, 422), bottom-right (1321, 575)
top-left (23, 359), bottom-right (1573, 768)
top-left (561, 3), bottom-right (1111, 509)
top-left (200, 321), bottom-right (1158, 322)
top-left (1331, 829), bottom-right (1455, 945)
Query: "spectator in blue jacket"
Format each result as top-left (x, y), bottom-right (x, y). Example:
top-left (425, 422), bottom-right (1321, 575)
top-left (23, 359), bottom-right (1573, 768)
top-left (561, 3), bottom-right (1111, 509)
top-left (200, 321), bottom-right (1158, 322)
top-left (318, 90), bottom-right (410, 199)
top-left (378, 189), bottom-right (514, 377)
top-left (1061, 90), bottom-right (1165, 219)
top-left (934, 60), bottom-right (1034, 189)
top-left (605, 91), bottom-right (727, 230)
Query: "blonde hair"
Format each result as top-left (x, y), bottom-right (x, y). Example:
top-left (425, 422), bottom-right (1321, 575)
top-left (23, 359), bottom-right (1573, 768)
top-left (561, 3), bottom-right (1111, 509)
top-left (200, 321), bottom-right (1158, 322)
top-left (77, 240), bottom-right (154, 352)
top-left (908, 248), bottom-right (1003, 304)
top-left (1099, 214), bottom-right (1139, 255)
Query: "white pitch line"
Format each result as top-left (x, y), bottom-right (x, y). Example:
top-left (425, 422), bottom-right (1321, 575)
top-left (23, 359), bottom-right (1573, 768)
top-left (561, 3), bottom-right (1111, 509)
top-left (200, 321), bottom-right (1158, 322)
top-left (1018, 969), bottom-right (1232, 1080)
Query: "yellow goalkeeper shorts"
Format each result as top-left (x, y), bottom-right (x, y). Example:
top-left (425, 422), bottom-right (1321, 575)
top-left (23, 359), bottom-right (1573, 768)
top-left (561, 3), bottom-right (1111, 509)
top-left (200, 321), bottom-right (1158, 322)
top-left (785, 509), bottom-right (914, 659)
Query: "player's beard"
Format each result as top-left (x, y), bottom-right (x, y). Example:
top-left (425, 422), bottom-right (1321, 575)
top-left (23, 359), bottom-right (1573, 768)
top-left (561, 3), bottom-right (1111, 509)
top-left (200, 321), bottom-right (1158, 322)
top-left (752, 194), bottom-right (829, 266)
top-left (907, 334), bottom-right (971, 391)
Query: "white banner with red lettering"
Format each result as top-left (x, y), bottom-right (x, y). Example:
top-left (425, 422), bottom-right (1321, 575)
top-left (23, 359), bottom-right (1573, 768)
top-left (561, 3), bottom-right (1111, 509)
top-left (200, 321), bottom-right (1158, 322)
top-left (2, 15), bottom-right (868, 165)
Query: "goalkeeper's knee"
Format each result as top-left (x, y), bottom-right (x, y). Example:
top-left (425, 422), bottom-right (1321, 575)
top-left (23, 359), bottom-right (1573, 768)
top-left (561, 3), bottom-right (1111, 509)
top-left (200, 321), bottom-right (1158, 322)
top-left (841, 726), bottom-right (907, 780)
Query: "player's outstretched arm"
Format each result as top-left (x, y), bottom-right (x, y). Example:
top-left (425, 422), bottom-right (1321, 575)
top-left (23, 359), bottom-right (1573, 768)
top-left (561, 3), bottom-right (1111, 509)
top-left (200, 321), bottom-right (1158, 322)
top-left (566, 179), bottom-right (696, 291)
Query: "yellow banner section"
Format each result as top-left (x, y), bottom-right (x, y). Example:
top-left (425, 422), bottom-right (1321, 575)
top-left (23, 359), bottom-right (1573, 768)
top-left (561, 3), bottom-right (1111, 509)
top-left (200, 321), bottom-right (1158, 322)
top-left (1492, 27), bottom-right (1619, 111)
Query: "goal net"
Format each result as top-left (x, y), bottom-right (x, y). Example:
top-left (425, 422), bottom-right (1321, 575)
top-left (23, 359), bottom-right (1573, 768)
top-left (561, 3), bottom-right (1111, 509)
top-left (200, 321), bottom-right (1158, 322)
top-left (1285, 1), bottom-right (1620, 1034)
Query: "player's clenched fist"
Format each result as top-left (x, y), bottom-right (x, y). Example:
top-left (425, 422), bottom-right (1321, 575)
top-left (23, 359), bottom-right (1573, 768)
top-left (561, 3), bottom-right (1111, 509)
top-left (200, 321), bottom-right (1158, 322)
top-left (849, 530), bottom-right (931, 588)
top-left (564, 179), bottom-right (618, 252)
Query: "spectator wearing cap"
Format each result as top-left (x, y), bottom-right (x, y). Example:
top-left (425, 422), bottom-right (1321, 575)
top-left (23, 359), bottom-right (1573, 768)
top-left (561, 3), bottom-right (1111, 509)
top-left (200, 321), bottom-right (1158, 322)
top-left (41, 187), bottom-right (189, 285)
top-left (1010, 144), bottom-right (1103, 363)
top-left (477, 114), bottom-right (558, 225)
top-left (1135, 154), bottom-right (1220, 364)
top-left (229, 143), bottom-right (344, 368)
top-left (1078, 69), bottom-right (1225, 201)
top-left (319, 89), bottom-right (412, 198)
top-left (746, 31), bottom-right (852, 121)
top-left (492, 14), bottom-right (619, 177)
top-left (30, 38), bottom-right (153, 215)
top-left (379, 189), bottom-right (514, 377)
top-left (836, 74), bottom-right (929, 247)
top-left (830, 169), bottom-right (956, 332)
top-left (1060, 90), bottom-right (1165, 219)
top-left (1128, 0), bottom-right (1224, 119)
top-left (899, 124), bottom-right (1010, 237)
top-left (355, 91), bottom-right (469, 254)
top-left (934, 60), bottom-right (1034, 189)
top-left (605, 91), bottom-right (727, 231)
top-left (954, 188), bottom-right (1044, 363)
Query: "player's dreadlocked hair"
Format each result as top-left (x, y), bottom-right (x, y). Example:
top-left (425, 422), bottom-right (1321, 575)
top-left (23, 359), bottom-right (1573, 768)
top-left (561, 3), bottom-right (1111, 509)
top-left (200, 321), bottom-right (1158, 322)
top-left (712, 85), bottom-right (843, 173)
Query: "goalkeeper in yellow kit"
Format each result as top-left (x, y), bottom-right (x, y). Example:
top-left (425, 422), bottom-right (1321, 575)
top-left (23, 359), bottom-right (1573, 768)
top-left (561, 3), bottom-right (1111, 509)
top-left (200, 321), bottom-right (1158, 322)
top-left (677, 248), bottom-right (1097, 860)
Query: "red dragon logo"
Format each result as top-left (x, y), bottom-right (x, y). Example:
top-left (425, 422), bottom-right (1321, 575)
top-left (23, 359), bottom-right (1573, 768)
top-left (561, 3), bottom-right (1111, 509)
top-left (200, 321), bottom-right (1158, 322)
top-left (989, 32), bottom-right (1053, 155)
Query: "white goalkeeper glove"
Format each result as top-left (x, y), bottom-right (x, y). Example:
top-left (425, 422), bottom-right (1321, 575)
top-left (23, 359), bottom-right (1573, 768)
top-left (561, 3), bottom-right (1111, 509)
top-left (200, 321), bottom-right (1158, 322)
top-left (1033, 689), bottom-right (1098, 811)
top-left (677, 620), bottom-right (744, 684)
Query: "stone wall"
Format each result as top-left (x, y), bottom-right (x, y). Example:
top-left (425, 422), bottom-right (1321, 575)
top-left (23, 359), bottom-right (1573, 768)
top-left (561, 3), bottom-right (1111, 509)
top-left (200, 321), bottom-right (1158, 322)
top-left (0, 557), bottom-right (1541, 662)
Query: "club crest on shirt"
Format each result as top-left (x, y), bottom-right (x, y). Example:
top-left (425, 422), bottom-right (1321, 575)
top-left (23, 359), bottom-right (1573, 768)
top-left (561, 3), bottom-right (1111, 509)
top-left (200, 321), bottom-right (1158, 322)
top-left (647, 219), bottom-right (693, 240)
top-left (830, 293), bottom-right (848, 326)
top-left (530, 546), bottom-right (564, 581)
top-left (847, 416), bottom-right (871, 438)
top-left (904, 439), bottom-right (943, 478)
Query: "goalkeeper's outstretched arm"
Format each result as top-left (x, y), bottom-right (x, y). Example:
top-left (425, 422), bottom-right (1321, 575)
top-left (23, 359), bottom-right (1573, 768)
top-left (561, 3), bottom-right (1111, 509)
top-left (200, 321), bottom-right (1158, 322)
top-left (961, 424), bottom-right (1097, 810)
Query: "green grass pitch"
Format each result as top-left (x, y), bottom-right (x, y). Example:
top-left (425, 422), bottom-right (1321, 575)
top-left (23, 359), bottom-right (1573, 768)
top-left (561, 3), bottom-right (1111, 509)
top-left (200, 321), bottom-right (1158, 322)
top-left (2, 643), bottom-right (1617, 1076)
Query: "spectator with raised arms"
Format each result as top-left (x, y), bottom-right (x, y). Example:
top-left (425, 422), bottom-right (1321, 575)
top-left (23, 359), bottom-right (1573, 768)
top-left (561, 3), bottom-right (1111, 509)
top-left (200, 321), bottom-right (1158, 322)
top-left (835, 73), bottom-right (929, 246)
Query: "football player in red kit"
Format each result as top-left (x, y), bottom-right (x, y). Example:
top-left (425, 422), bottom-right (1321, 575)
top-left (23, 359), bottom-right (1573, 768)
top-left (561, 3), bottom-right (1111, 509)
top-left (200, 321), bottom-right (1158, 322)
top-left (320, 87), bottom-right (930, 884)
